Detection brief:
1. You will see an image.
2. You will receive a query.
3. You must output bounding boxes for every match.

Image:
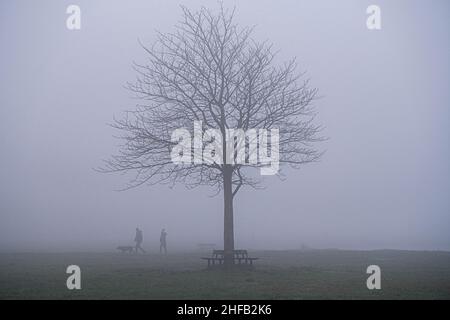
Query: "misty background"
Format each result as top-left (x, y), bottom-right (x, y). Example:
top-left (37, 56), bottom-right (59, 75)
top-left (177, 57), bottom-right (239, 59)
top-left (0, 0), bottom-right (449, 252)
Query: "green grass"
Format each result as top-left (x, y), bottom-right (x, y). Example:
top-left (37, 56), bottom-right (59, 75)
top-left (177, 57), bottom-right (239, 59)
top-left (1, 250), bottom-right (449, 299)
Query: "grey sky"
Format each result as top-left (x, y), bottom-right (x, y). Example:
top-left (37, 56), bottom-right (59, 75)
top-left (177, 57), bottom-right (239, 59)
top-left (0, 0), bottom-right (449, 251)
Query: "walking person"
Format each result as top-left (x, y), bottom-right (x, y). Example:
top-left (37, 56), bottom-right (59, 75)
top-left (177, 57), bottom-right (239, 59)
top-left (134, 227), bottom-right (146, 253)
top-left (160, 228), bottom-right (167, 254)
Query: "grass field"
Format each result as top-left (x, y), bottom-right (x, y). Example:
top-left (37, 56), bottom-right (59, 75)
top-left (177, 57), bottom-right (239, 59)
top-left (1, 249), bottom-right (449, 299)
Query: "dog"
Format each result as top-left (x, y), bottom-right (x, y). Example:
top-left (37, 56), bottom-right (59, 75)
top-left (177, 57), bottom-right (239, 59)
top-left (116, 245), bottom-right (134, 253)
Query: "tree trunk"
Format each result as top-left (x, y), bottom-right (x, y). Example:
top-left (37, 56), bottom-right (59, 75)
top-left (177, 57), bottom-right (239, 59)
top-left (223, 166), bottom-right (234, 267)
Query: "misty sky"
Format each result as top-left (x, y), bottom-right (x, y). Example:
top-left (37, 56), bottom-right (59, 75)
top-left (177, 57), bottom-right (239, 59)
top-left (0, 0), bottom-right (449, 252)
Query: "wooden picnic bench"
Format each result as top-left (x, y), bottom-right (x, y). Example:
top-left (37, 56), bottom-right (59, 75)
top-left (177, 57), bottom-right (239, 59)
top-left (201, 249), bottom-right (258, 267)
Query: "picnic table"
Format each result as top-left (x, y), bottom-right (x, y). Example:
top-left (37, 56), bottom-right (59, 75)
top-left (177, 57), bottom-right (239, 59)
top-left (201, 249), bottom-right (258, 267)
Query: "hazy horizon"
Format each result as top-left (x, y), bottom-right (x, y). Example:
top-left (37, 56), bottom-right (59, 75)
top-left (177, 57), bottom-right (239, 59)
top-left (1, 0), bottom-right (449, 253)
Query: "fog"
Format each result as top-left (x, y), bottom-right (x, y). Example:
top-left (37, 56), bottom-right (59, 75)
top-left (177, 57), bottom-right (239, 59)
top-left (0, 0), bottom-right (449, 252)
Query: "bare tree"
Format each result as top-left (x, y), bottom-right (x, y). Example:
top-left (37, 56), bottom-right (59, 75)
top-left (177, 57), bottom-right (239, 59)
top-left (101, 5), bottom-right (323, 265)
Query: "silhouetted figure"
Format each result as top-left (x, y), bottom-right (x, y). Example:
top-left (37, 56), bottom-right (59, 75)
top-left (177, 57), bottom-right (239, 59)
top-left (160, 228), bottom-right (167, 254)
top-left (134, 227), bottom-right (146, 253)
